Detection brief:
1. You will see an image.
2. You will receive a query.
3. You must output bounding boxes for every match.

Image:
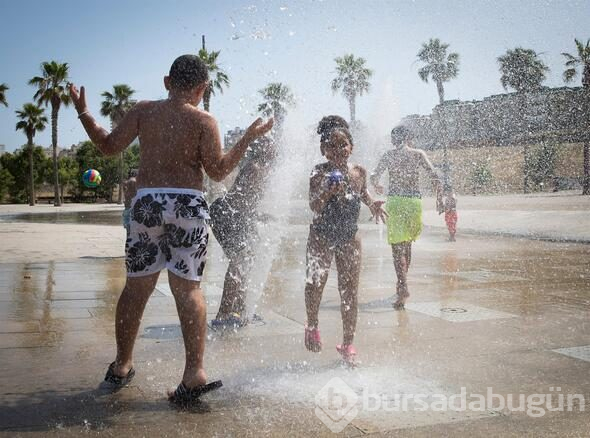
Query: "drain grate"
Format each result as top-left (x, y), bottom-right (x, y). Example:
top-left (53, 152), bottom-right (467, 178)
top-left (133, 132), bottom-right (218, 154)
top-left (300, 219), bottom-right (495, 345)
top-left (440, 307), bottom-right (467, 314)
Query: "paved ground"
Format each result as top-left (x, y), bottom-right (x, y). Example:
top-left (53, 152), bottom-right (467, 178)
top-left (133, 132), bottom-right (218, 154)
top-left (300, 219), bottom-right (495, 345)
top-left (0, 192), bottom-right (589, 436)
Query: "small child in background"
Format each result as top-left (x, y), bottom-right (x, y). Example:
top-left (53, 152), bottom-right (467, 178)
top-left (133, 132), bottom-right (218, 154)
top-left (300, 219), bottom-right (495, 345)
top-left (443, 185), bottom-right (458, 241)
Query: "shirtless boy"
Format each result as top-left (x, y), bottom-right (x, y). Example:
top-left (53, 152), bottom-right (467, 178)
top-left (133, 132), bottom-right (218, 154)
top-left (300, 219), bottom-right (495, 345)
top-left (370, 125), bottom-right (442, 309)
top-left (69, 54), bottom-right (273, 404)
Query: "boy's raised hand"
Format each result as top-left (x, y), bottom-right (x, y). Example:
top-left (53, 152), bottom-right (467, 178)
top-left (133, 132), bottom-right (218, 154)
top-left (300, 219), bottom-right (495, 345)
top-left (68, 83), bottom-right (87, 114)
top-left (245, 117), bottom-right (274, 140)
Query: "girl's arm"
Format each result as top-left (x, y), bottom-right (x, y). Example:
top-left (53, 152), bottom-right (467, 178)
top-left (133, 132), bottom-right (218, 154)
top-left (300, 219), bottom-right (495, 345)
top-left (309, 167), bottom-right (341, 214)
top-left (357, 165), bottom-right (388, 223)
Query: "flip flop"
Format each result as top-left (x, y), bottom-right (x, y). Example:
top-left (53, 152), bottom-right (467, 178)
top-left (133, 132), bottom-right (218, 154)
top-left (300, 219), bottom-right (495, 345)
top-left (210, 313), bottom-right (248, 331)
top-left (104, 362), bottom-right (135, 386)
top-left (168, 380), bottom-right (223, 406)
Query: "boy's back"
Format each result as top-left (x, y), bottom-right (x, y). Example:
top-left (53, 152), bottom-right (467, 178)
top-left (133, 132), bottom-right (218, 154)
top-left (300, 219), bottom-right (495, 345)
top-left (132, 99), bottom-right (218, 190)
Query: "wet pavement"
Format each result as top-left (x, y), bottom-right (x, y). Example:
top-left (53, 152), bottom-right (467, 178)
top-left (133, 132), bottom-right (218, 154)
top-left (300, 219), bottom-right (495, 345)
top-left (0, 194), bottom-right (589, 436)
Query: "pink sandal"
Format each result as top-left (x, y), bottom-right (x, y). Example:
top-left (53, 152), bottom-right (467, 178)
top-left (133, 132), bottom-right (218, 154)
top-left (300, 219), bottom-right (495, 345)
top-left (305, 327), bottom-right (322, 352)
top-left (336, 344), bottom-right (357, 366)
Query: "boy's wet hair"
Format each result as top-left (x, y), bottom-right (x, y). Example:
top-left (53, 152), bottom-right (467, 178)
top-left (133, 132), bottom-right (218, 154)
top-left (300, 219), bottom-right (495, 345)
top-left (390, 125), bottom-right (413, 145)
top-left (317, 115), bottom-right (351, 155)
top-left (169, 55), bottom-right (209, 90)
top-left (128, 169), bottom-right (138, 178)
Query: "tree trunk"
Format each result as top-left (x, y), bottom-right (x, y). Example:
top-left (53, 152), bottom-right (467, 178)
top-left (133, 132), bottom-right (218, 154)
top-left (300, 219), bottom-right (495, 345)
top-left (583, 86), bottom-right (589, 195)
top-left (349, 96), bottom-right (356, 123)
top-left (27, 137), bottom-right (35, 206)
top-left (523, 143), bottom-right (530, 194)
top-left (204, 89), bottom-right (211, 112)
top-left (436, 80), bottom-right (445, 105)
top-left (51, 101), bottom-right (61, 206)
top-left (583, 141), bottom-right (589, 195)
top-left (117, 151), bottom-right (124, 204)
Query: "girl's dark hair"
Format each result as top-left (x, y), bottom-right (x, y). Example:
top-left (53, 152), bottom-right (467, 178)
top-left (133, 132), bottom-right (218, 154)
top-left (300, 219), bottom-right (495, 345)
top-left (390, 125), bottom-right (413, 145)
top-left (169, 55), bottom-right (209, 90)
top-left (317, 115), bottom-right (352, 155)
top-left (317, 115), bottom-right (349, 143)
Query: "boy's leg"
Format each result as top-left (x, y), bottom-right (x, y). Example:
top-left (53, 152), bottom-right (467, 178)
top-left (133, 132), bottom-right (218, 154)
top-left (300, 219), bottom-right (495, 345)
top-left (113, 273), bottom-right (160, 376)
top-left (168, 272), bottom-right (208, 389)
top-left (217, 249), bottom-right (255, 320)
top-left (391, 243), bottom-right (410, 307)
top-left (405, 242), bottom-right (412, 270)
top-left (335, 236), bottom-right (361, 346)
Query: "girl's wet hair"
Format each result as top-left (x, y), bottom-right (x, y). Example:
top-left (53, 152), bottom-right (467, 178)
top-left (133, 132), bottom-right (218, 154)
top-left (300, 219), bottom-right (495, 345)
top-left (169, 55), bottom-right (209, 90)
top-left (317, 115), bottom-right (349, 143)
top-left (390, 125), bottom-right (413, 145)
top-left (317, 115), bottom-right (352, 155)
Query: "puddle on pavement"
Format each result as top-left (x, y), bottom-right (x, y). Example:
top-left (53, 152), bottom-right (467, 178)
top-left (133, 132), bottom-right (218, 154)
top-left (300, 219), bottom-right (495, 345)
top-left (0, 210), bottom-right (123, 226)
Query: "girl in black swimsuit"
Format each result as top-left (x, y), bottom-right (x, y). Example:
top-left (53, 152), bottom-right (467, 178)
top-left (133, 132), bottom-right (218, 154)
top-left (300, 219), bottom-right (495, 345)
top-left (303, 116), bottom-right (387, 366)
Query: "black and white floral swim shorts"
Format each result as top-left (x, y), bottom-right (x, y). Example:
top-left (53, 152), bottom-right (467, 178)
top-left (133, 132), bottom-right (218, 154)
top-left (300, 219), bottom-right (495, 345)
top-left (126, 188), bottom-right (210, 281)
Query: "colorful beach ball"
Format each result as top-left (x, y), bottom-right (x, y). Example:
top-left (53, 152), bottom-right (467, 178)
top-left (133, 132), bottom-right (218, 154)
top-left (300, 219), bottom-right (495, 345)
top-left (82, 169), bottom-right (102, 188)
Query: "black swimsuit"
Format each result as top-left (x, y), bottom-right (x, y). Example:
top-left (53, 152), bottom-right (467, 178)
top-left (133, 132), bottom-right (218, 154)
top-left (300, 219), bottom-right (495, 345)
top-left (312, 182), bottom-right (361, 246)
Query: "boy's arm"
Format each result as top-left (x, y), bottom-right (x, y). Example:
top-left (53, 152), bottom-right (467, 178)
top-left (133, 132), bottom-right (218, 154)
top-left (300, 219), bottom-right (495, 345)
top-left (419, 151), bottom-right (444, 211)
top-left (369, 152), bottom-right (389, 194)
top-left (69, 84), bottom-right (139, 156)
top-left (200, 116), bottom-right (273, 182)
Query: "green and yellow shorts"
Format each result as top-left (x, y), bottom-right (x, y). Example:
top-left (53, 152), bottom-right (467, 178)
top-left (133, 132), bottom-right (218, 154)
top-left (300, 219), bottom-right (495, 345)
top-left (385, 196), bottom-right (423, 244)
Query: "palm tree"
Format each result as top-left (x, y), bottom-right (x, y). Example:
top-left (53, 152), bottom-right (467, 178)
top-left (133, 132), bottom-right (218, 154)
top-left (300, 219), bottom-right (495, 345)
top-left (15, 103), bottom-right (48, 206)
top-left (198, 48), bottom-right (230, 112)
top-left (101, 84), bottom-right (136, 204)
top-left (331, 54), bottom-right (372, 123)
top-left (0, 83), bottom-right (8, 107)
top-left (417, 38), bottom-right (460, 105)
top-left (257, 82), bottom-right (295, 136)
top-left (562, 38), bottom-right (590, 195)
top-left (562, 38), bottom-right (590, 87)
top-left (498, 48), bottom-right (549, 193)
top-left (29, 61), bottom-right (71, 206)
top-left (497, 48), bottom-right (549, 93)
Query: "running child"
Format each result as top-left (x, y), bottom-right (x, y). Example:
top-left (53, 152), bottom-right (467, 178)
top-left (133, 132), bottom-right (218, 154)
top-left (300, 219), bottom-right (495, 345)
top-left (304, 115), bottom-right (387, 366)
top-left (370, 125), bottom-right (443, 310)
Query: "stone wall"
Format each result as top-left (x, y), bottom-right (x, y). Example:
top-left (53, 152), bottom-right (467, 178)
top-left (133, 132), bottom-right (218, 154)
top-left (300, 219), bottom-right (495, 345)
top-left (404, 86), bottom-right (588, 149)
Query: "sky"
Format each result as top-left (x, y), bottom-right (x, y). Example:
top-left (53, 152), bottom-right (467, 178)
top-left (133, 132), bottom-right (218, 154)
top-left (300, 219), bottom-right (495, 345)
top-left (0, 0), bottom-right (588, 153)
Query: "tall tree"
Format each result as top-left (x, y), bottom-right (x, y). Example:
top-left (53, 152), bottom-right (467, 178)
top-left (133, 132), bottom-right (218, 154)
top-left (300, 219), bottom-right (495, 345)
top-left (417, 38), bottom-right (460, 105)
top-left (497, 48), bottom-right (549, 93)
top-left (198, 48), bottom-right (229, 112)
top-left (29, 61), bottom-right (71, 206)
top-left (257, 82), bottom-right (295, 135)
top-left (0, 83), bottom-right (8, 107)
top-left (15, 103), bottom-right (48, 206)
top-left (331, 54), bottom-right (372, 123)
top-left (101, 84), bottom-right (136, 204)
top-left (498, 48), bottom-right (549, 193)
top-left (562, 38), bottom-right (590, 195)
